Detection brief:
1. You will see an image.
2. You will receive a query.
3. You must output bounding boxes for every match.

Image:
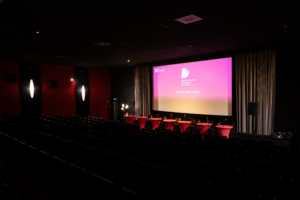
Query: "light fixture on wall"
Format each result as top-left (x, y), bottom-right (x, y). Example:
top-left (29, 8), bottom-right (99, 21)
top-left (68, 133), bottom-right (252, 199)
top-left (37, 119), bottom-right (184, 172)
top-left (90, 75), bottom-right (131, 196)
top-left (29, 79), bottom-right (34, 98)
top-left (70, 78), bottom-right (73, 81)
top-left (121, 104), bottom-right (129, 112)
top-left (127, 56), bottom-right (130, 63)
top-left (81, 71), bottom-right (85, 101)
top-left (82, 85), bottom-right (85, 101)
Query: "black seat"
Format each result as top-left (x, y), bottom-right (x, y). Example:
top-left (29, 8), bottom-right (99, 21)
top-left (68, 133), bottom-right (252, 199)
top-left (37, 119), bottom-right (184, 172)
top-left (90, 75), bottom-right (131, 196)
top-left (146, 162), bottom-right (176, 199)
top-left (182, 155), bottom-right (208, 172)
top-left (123, 155), bottom-right (147, 185)
top-left (263, 160), bottom-right (297, 182)
top-left (218, 181), bottom-right (264, 200)
top-left (176, 170), bottom-right (214, 199)
top-left (88, 171), bottom-right (123, 199)
top-left (244, 168), bottom-right (285, 199)
top-left (122, 184), bottom-right (164, 200)
top-left (158, 150), bottom-right (181, 168)
top-left (210, 161), bottom-right (243, 183)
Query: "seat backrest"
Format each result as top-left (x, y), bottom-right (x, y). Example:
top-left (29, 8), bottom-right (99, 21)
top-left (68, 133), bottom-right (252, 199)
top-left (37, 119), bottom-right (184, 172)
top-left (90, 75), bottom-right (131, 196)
top-left (122, 184), bottom-right (164, 200)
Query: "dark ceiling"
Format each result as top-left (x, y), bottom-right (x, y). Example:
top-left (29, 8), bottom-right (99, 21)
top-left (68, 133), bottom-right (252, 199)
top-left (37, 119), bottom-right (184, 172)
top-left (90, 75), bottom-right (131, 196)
top-left (0, 0), bottom-right (299, 68)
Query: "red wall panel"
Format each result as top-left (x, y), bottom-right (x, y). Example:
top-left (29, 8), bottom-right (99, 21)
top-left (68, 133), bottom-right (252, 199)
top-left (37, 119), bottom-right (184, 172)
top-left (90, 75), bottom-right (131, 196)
top-left (89, 68), bottom-right (111, 119)
top-left (0, 62), bottom-right (21, 117)
top-left (40, 65), bottom-right (75, 117)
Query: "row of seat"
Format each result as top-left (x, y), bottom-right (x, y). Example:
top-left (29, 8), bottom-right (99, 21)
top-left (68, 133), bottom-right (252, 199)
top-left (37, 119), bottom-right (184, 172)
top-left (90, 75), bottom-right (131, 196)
top-left (1, 114), bottom-right (300, 200)
top-left (2, 128), bottom-right (299, 200)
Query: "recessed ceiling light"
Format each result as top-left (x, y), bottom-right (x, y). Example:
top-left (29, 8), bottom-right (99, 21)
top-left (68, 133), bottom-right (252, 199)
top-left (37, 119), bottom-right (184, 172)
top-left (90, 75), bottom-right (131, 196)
top-left (94, 42), bottom-right (111, 46)
top-left (36, 31), bottom-right (40, 34)
top-left (175, 14), bottom-right (202, 24)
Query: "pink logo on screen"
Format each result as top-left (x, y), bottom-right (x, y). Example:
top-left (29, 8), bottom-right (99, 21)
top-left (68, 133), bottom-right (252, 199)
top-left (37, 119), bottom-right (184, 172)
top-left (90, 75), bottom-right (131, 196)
top-left (181, 68), bottom-right (189, 78)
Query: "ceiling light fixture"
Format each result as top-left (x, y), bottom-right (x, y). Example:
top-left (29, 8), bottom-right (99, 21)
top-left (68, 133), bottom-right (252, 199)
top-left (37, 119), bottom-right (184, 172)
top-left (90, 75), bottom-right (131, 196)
top-left (36, 31), bottom-right (40, 34)
top-left (127, 56), bottom-right (130, 63)
top-left (175, 14), bottom-right (202, 24)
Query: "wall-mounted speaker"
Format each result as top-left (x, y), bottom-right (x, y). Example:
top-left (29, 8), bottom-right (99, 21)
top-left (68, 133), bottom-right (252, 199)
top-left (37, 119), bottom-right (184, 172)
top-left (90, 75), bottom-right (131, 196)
top-left (6, 75), bottom-right (16, 83)
top-left (49, 81), bottom-right (57, 88)
top-left (248, 102), bottom-right (260, 116)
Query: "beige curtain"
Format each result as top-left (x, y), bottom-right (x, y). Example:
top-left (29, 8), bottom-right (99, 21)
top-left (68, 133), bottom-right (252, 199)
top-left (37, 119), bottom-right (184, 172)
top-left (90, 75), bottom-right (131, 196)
top-left (134, 66), bottom-right (150, 117)
top-left (236, 51), bottom-right (276, 135)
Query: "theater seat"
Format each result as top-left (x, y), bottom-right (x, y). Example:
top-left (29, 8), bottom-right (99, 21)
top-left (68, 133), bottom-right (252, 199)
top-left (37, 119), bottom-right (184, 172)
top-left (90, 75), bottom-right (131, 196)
top-left (88, 171), bottom-right (123, 199)
top-left (176, 170), bottom-right (214, 199)
top-left (244, 168), bottom-right (285, 199)
top-left (218, 181), bottom-right (264, 200)
top-left (123, 155), bottom-right (147, 185)
top-left (122, 184), bottom-right (164, 200)
top-left (146, 162), bottom-right (176, 198)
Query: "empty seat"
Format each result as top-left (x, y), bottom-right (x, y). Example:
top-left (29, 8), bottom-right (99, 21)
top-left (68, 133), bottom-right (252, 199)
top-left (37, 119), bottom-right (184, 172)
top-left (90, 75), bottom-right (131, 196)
top-left (210, 161), bottom-right (243, 183)
top-left (182, 155), bottom-right (208, 172)
top-left (263, 160), bottom-right (297, 181)
top-left (244, 168), bottom-right (285, 199)
top-left (123, 155), bottom-right (147, 185)
top-left (166, 143), bottom-right (184, 153)
top-left (88, 171), bottom-right (123, 199)
top-left (218, 181), bottom-right (264, 200)
top-left (122, 184), bottom-right (164, 200)
top-left (233, 155), bottom-right (261, 170)
top-left (146, 162), bottom-right (176, 199)
top-left (159, 150), bottom-right (181, 168)
top-left (176, 170), bottom-right (214, 199)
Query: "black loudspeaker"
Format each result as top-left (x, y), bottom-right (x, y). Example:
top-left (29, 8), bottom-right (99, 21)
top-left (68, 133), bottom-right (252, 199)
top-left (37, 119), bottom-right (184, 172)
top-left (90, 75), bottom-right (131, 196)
top-left (248, 102), bottom-right (260, 116)
top-left (49, 81), bottom-right (57, 88)
top-left (6, 75), bottom-right (16, 83)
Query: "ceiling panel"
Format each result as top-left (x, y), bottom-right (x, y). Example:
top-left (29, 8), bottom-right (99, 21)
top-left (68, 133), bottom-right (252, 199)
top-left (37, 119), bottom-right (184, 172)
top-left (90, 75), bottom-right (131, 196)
top-left (0, 0), bottom-right (299, 68)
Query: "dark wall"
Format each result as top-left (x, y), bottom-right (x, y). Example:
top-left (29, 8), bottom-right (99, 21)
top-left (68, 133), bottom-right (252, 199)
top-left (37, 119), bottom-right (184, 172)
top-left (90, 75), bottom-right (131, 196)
top-left (274, 49), bottom-right (300, 132)
top-left (0, 61), bottom-right (111, 119)
top-left (89, 68), bottom-right (111, 120)
top-left (75, 67), bottom-right (90, 117)
top-left (40, 65), bottom-right (76, 117)
top-left (111, 67), bottom-right (135, 119)
top-left (0, 62), bottom-right (21, 117)
top-left (19, 63), bottom-right (42, 115)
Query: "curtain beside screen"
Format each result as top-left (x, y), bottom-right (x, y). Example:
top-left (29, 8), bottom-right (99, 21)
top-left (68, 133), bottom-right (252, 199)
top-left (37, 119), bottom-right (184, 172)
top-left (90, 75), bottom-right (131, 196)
top-left (235, 51), bottom-right (276, 135)
top-left (134, 66), bottom-right (151, 117)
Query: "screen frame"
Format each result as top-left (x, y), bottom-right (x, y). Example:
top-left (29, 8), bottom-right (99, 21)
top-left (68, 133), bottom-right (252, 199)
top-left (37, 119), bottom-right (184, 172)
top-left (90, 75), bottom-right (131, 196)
top-left (150, 56), bottom-right (235, 118)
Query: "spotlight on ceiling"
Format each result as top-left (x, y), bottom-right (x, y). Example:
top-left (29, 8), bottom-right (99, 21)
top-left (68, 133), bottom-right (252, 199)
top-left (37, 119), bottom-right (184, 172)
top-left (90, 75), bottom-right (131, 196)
top-left (127, 56), bottom-right (130, 63)
top-left (36, 31), bottom-right (40, 34)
